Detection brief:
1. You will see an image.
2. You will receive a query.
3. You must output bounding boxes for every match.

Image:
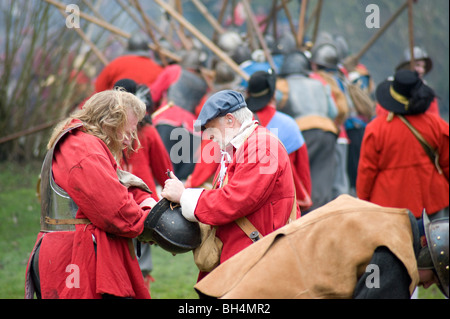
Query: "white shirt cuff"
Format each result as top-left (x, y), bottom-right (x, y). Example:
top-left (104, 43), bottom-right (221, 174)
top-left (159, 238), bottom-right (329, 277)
top-left (180, 188), bottom-right (204, 222)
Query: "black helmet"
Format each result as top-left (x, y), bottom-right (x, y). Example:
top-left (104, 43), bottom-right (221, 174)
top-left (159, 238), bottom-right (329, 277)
top-left (418, 211), bottom-right (449, 297)
top-left (231, 45), bottom-right (252, 65)
top-left (311, 43), bottom-right (339, 69)
top-left (279, 51), bottom-right (311, 76)
top-left (274, 33), bottom-right (297, 55)
top-left (127, 33), bottom-right (150, 56)
top-left (138, 198), bottom-right (201, 254)
top-left (180, 49), bottom-right (208, 71)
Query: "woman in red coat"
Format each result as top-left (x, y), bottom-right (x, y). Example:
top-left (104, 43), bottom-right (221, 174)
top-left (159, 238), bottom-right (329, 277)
top-left (356, 70), bottom-right (449, 219)
top-left (25, 90), bottom-right (156, 299)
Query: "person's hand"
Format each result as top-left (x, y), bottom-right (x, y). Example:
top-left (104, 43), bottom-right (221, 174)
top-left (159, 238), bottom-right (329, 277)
top-left (139, 197), bottom-right (157, 209)
top-left (161, 171), bottom-right (185, 203)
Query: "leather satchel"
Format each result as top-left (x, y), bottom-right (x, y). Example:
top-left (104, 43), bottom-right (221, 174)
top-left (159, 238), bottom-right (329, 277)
top-left (193, 223), bottom-right (223, 272)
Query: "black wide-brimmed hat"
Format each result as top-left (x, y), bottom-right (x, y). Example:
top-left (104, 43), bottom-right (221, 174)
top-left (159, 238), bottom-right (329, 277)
top-left (246, 69), bottom-right (276, 112)
top-left (376, 69), bottom-right (435, 115)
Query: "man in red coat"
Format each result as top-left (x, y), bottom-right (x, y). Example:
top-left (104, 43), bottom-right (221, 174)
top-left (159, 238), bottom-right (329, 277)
top-left (25, 90), bottom-right (156, 299)
top-left (161, 90), bottom-right (300, 280)
top-left (357, 70), bottom-right (449, 219)
top-left (185, 71), bottom-right (313, 212)
top-left (95, 34), bottom-right (163, 93)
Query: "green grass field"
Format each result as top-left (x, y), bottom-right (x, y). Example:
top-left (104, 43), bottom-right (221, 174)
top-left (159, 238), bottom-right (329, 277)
top-left (0, 160), bottom-right (444, 299)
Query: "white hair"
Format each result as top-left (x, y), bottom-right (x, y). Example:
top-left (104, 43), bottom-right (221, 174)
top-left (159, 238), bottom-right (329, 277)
top-left (231, 106), bottom-right (253, 124)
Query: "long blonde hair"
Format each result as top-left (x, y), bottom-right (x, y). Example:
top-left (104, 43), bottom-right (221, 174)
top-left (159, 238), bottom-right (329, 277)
top-left (47, 89), bottom-right (146, 160)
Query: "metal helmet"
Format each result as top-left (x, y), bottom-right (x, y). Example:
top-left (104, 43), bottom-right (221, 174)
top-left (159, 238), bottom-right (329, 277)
top-left (311, 43), bottom-right (339, 69)
top-left (334, 35), bottom-right (350, 61)
top-left (180, 49), bottom-right (208, 71)
top-left (418, 211), bottom-right (449, 297)
top-left (154, 39), bottom-right (176, 65)
top-left (264, 34), bottom-right (277, 53)
top-left (251, 49), bottom-right (266, 63)
top-left (314, 31), bottom-right (334, 47)
top-left (231, 45), bottom-right (252, 65)
top-left (395, 46), bottom-right (433, 74)
top-left (127, 33), bottom-right (150, 56)
top-left (166, 69), bottom-right (207, 113)
top-left (217, 31), bottom-right (243, 54)
top-left (274, 33), bottom-right (297, 55)
top-left (279, 51), bottom-right (311, 76)
top-left (214, 61), bottom-right (236, 84)
top-left (139, 198), bottom-right (201, 254)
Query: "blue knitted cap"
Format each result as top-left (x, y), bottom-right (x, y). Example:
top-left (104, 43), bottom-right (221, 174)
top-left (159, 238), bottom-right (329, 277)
top-left (194, 90), bottom-right (247, 131)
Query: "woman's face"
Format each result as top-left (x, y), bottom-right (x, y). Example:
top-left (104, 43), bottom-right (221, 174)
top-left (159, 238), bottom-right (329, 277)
top-left (119, 108), bottom-right (139, 149)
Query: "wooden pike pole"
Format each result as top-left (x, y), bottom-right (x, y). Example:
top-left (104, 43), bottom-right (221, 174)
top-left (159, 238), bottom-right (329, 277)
top-left (82, 0), bottom-right (126, 47)
top-left (191, 0), bottom-right (226, 35)
top-left (407, 0), bottom-right (416, 70)
top-left (296, 0), bottom-right (308, 48)
top-left (212, 0), bottom-right (229, 44)
top-left (241, 0), bottom-right (276, 71)
top-left (280, 0), bottom-right (298, 46)
top-left (311, 0), bottom-right (323, 45)
top-left (262, 0), bottom-right (278, 37)
top-left (0, 118), bottom-right (63, 145)
top-left (131, 0), bottom-right (168, 66)
top-left (173, 0), bottom-right (194, 50)
top-left (43, 0), bottom-right (181, 62)
top-left (258, 0), bottom-right (293, 29)
top-left (343, 0), bottom-right (409, 71)
top-left (57, 8), bottom-right (109, 66)
top-left (116, 0), bottom-right (147, 32)
top-left (154, 0), bottom-right (249, 81)
top-left (271, 0), bottom-right (278, 40)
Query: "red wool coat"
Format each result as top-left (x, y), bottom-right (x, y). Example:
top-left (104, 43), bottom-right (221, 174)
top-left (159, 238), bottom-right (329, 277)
top-left (95, 55), bottom-right (163, 92)
top-left (26, 122), bottom-right (152, 298)
top-left (256, 106), bottom-right (312, 209)
top-left (186, 107), bottom-right (312, 209)
top-left (194, 125), bottom-right (300, 264)
top-left (356, 113), bottom-right (449, 217)
top-left (122, 124), bottom-right (173, 201)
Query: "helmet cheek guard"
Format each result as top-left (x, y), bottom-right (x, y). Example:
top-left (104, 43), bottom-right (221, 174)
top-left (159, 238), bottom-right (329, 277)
top-left (420, 211), bottom-right (449, 298)
top-left (138, 198), bottom-right (201, 255)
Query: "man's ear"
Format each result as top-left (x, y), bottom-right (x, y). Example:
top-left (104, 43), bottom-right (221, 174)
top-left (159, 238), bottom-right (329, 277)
top-left (225, 113), bottom-right (234, 125)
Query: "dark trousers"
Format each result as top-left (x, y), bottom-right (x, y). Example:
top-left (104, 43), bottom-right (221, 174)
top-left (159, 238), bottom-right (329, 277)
top-left (302, 129), bottom-right (337, 213)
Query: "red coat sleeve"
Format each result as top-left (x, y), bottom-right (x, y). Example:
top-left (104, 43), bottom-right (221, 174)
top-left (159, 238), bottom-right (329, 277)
top-left (289, 144), bottom-right (312, 210)
top-left (356, 124), bottom-right (380, 201)
top-left (149, 64), bottom-right (181, 106)
top-left (194, 144), bottom-right (281, 226)
top-left (52, 131), bottom-right (151, 239)
top-left (65, 153), bottom-right (150, 238)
